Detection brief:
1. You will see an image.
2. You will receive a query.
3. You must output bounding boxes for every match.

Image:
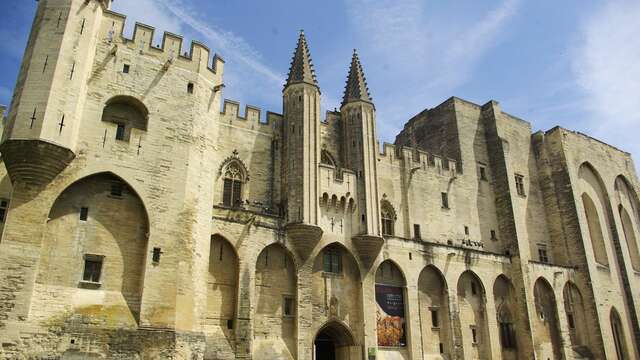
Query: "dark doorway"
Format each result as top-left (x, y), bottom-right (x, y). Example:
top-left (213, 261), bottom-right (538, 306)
top-left (315, 330), bottom-right (336, 360)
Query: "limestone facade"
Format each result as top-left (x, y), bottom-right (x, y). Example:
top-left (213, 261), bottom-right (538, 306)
top-left (0, 1), bottom-right (639, 359)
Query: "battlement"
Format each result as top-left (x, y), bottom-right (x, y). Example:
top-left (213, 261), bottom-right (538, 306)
top-left (319, 164), bottom-right (358, 212)
top-left (219, 99), bottom-right (282, 133)
top-left (378, 142), bottom-right (458, 177)
top-left (102, 10), bottom-right (224, 77)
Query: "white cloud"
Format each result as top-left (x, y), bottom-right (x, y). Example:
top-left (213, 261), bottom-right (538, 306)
top-left (345, 0), bottom-right (520, 140)
top-left (573, 0), bottom-right (640, 161)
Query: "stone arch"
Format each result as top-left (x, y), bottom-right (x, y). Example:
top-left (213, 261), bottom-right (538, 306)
top-left (578, 162), bottom-right (612, 266)
top-left (37, 172), bottom-right (149, 326)
top-left (375, 260), bottom-right (408, 347)
top-left (615, 176), bottom-right (640, 271)
top-left (314, 320), bottom-right (358, 360)
top-left (533, 277), bottom-right (562, 359)
top-left (493, 275), bottom-right (521, 359)
top-left (610, 307), bottom-right (630, 360)
top-left (312, 242), bottom-right (363, 342)
top-left (101, 95), bottom-right (149, 141)
top-left (563, 281), bottom-right (594, 356)
top-left (253, 243), bottom-right (297, 359)
top-left (418, 265), bottom-right (451, 357)
top-left (207, 234), bottom-right (239, 346)
top-left (456, 270), bottom-right (491, 359)
top-left (582, 193), bottom-right (609, 266)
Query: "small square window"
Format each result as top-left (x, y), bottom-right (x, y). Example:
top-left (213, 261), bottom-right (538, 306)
top-left (283, 296), bottom-right (295, 317)
top-left (79, 207), bottom-right (89, 221)
top-left (538, 245), bottom-right (549, 263)
top-left (441, 192), bottom-right (449, 209)
top-left (187, 82), bottom-right (194, 94)
top-left (123, 64), bottom-right (130, 73)
top-left (82, 254), bottom-right (103, 283)
top-left (110, 182), bottom-right (123, 197)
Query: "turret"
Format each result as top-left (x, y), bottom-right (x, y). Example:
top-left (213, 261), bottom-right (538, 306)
top-left (281, 31), bottom-right (323, 259)
top-left (340, 50), bottom-right (383, 264)
top-left (0, 0), bottom-right (110, 185)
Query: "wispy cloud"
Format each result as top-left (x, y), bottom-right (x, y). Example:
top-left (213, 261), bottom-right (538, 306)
top-left (573, 0), bottom-right (640, 160)
top-left (112, 0), bottom-right (285, 114)
top-left (345, 0), bottom-right (520, 139)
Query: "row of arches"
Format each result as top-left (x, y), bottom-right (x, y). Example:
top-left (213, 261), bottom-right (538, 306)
top-left (206, 235), bottom-right (615, 359)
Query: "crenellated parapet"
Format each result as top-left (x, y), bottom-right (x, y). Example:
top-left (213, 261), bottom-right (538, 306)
top-left (219, 99), bottom-right (282, 133)
top-left (319, 165), bottom-right (358, 213)
top-left (102, 11), bottom-right (224, 82)
top-left (378, 142), bottom-right (458, 178)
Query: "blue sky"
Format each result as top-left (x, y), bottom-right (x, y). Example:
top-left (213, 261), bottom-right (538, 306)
top-left (1, 0), bottom-right (639, 166)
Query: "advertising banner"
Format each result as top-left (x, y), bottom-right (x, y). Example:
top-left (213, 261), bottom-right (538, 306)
top-left (375, 284), bottom-right (406, 347)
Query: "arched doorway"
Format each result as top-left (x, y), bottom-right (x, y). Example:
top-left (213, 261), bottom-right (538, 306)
top-left (314, 321), bottom-right (356, 360)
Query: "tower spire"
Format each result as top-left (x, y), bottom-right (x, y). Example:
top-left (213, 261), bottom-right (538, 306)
top-left (341, 49), bottom-right (372, 107)
top-left (285, 30), bottom-right (318, 89)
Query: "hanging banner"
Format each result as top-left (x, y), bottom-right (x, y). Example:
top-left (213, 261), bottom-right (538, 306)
top-left (375, 284), bottom-right (406, 347)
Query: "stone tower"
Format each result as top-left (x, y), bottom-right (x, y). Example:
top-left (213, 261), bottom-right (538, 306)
top-left (281, 31), bottom-right (323, 259)
top-left (340, 50), bottom-right (383, 265)
top-left (0, 0), bottom-right (111, 185)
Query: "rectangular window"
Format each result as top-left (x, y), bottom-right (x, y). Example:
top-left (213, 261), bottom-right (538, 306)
top-left (567, 313), bottom-right (575, 329)
top-left (414, 224), bottom-right (421, 239)
top-left (491, 230), bottom-right (497, 240)
top-left (322, 248), bottom-right (342, 274)
top-left (441, 192), bottom-right (449, 209)
top-left (471, 327), bottom-right (478, 343)
top-left (283, 296), bottom-right (295, 317)
top-left (479, 165), bottom-right (487, 181)
top-left (110, 182), bottom-right (123, 197)
top-left (187, 82), bottom-right (194, 94)
top-left (500, 322), bottom-right (516, 349)
top-left (439, 343), bottom-right (444, 354)
top-left (515, 174), bottom-right (525, 196)
top-left (471, 282), bottom-right (477, 295)
top-left (115, 123), bottom-right (126, 140)
top-left (431, 309), bottom-right (439, 328)
top-left (123, 64), bottom-right (130, 73)
top-left (82, 255), bottom-right (103, 283)
top-left (464, 226), bottom-right (469, 236)
top-left (79, 207), bottom-right (89, 221)
top-left (152, 247), bottom-right (162, 264)
top-left (538, 245), bottom-right (549, 263)
top-left (0, 199), bottom-right (8, 223)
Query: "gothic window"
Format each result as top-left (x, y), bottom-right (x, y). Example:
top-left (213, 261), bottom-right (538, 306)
top-left (222, 161), bottom-right (245, 207)
top-left (381, 200), bottom-right (396, 236)
top-left (321, 150), bottom-right (337, 167)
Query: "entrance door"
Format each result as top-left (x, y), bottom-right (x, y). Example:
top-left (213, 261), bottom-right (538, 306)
top-left (315, 330), bottom-right (336, 360)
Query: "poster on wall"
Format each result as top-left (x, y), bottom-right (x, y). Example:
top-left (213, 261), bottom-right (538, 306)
top-left (375, 284), bottom-right (406, 347)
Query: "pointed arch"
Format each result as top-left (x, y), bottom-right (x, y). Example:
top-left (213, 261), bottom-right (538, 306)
top-left (615, 175), bottom-right (640, 271)
top-left (578, 162), bottom-right (613, 265)
top-left (375, 259), bottom-right (406, 287)
top-left (208, 234), bottom-right (239, 331)
top-left (611, 307), bottom-right (629, 360)
top-left (493, 275), bottom-right (520, 356)
top-left (101, 95), bottom-right (149, 141)
top-left (321, 149), bottom-right (338, 168)
top-left (533, 277), bottom-right (562, 359)
top-left (582, 192), bottom-right (609, 265)
top-left (418, 265), bottom-right (451, 357)
top-left (457, 270), bottom-right (491, 359)
top-left (38, 172), bottom-right (150, 325)
top-left (218, 152), bottom-right (249, 207)
top-left (315, 320), bottom-right (357, 347)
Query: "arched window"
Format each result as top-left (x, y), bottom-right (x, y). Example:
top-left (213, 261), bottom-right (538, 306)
top-left (101, 96), bottom-right (149, 142)
top-left (582, 193), bottom-right (609, 265)
top-left (223, 161), bottom-right (245, 207)
top-left (321, 150), bottom-right (337, 167)
top-left (381, 200), bottom-right (396, 236)
top-left (611, 308), bottom-right (628, 360)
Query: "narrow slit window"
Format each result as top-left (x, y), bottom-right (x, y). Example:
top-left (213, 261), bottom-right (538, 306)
top-left (414, 224), bottom-right (421, 239)
top-left (471, 327), bottom-right (478, 343)
top-left (0, 200), bottom-right (8, 223)
top-left (515, 174), bottom-right (525, 196)
top-left (441, 192), bottom-right (449, 209)
top-left (491, 230), bottom-right (497, 240)
top-left (431, 309), bottom-right (439, 327)
top-left (283, 296), bottom-right (295, 317)
top-left (79, 207), bottom-right (89, 221)
top-left (464, 226), bottom-right (469, 235)
top-left (187, 82), bottom-right (194, 94)
top-left (479, 165), bottom-right (487, 181)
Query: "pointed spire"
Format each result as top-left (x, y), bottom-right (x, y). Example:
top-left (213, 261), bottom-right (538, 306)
top-left (285, 30), bottom-right (319, 89)
top-left (342, 49), bottom-right (372, 107)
